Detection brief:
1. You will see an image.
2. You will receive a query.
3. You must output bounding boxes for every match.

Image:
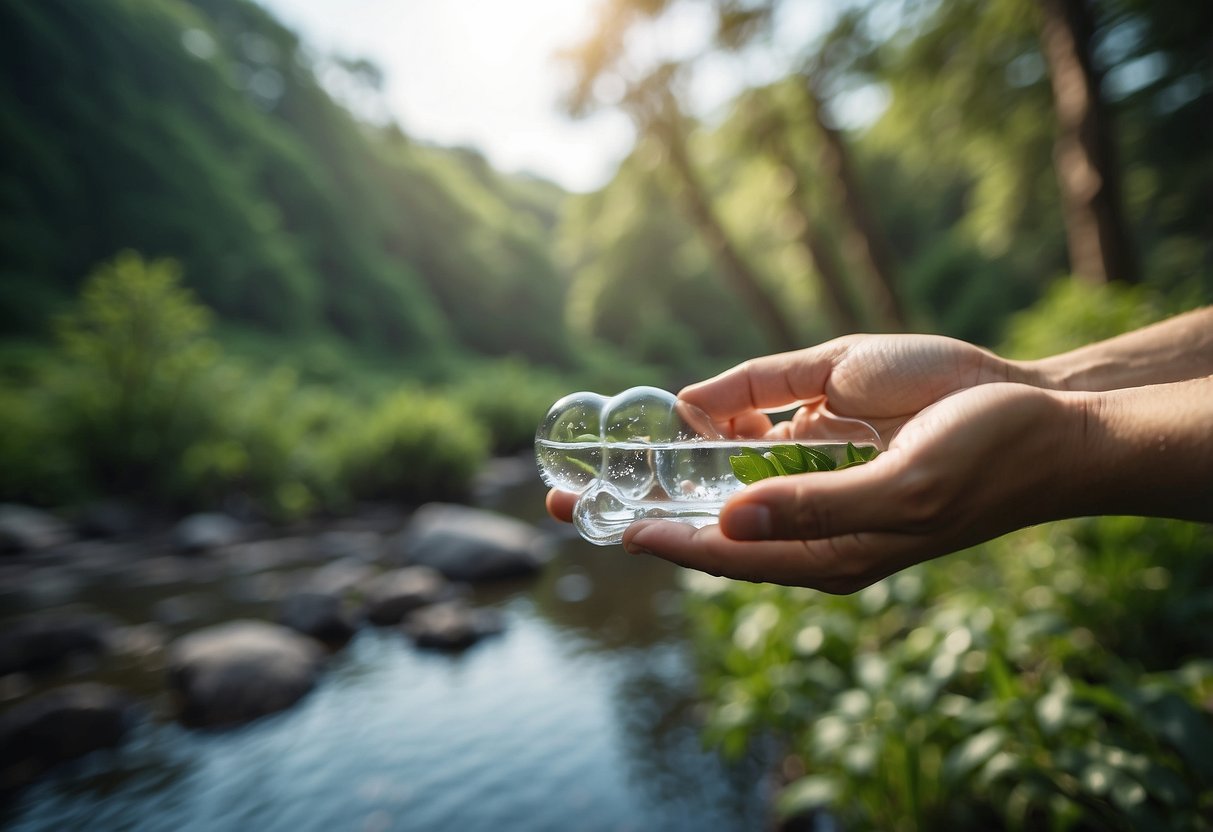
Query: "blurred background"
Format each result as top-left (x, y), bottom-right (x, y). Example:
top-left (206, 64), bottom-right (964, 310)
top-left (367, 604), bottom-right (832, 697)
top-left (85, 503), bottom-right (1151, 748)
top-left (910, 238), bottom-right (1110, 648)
top-left (0, 0), bottom-right (1210, 829)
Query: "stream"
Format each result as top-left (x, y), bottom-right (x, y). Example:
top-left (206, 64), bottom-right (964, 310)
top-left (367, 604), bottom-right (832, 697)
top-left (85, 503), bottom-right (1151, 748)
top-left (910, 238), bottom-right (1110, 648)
top-left (1, 461), bottom-right (772, 831)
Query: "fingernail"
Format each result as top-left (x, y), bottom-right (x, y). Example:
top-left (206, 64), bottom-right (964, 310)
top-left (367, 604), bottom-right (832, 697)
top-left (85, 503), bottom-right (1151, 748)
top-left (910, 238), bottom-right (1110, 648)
top-left (725, 504), bottom-right (771, 539)
top-left (624, 541), bottom-right (651, 556)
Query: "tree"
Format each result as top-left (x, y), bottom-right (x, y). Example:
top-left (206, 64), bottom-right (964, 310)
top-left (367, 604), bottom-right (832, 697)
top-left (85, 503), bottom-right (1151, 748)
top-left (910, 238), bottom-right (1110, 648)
top-left (1036, 0), bottom-right (1138, 284)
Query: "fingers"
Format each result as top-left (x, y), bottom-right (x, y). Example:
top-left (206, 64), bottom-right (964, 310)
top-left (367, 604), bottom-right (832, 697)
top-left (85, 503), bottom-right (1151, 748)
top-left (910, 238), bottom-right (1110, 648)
top-left (719, 455), bottom-right (913, 542)
top-left (545, 489), bottom-right (576, 523)
top-left (678, 342), bottom-right (848, 423)
top-left (621, 520), bottom-right (926, 594)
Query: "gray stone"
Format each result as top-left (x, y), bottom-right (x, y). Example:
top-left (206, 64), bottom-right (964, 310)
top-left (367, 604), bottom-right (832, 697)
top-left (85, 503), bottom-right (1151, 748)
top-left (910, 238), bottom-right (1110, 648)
top-left (74, 501), bottom-right (143, 539)
top-left (361, 566), bottom-right (450, 626)
top-left (0, 683), bottom-right (139, 792)
top-left (306, 557), bottom-right (376, 596)
top-left (278, 591), bottom-right (356, 644)
top-left (0, 504), bottom-right (73, 554)
top-left (151, 593), bottom-right (217, 628)
top-left (0, 610), bottom-right (116, 676)
top-left (396, 503), bottom-right (550, 582)
top-left (172, 513), bottom-right (244, 552)
top-left (167, 620), bottom-right (324, 727)
top-left (315, 531), bottom-right (383, 563)
top-left (403, 601), bottom-right (504, 651)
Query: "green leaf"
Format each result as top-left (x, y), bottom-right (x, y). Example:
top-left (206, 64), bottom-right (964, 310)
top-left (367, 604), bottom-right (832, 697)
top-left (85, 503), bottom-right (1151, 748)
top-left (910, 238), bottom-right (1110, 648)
top-left (801, 446), bottom-right (838, 472)
top-left (838, 442), bottom-right (880, 469)
top-left (943, 726), bottom-right (1007, 785)
top-left (730, 447), bottom-right (778, 484)
top-left (767, 444), bottom-right (806, 475)
top-left (730, 442), bottom-right (879, 483)
top-left (776, 775), bottom-right (840, 820)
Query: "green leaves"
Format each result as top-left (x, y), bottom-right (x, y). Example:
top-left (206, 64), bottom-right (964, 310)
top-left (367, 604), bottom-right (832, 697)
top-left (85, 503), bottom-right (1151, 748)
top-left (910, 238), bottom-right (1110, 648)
top-left (730, 442), bottom-right (880, 485)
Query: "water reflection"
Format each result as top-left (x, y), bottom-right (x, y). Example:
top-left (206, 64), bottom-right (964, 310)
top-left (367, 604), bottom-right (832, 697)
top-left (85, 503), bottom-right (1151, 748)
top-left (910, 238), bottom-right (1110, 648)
top-left (3, 476), bottom-right (770, 831)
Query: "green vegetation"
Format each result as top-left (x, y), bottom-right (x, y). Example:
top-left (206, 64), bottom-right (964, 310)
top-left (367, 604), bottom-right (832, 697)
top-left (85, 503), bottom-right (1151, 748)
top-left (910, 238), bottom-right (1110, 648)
top-left (730, 442), bottom-right (881, 484)
top-left (0, 252), bottom-right (493, 520)
top-left (0, 0), bottom-right (1210, 824)
top-left (687, 294), bottom-right (1213, 830)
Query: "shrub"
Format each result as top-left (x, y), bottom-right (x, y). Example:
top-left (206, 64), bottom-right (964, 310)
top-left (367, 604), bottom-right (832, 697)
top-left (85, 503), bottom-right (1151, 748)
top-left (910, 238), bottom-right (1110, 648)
top-left (998, 277), bottom-right (1170, 360)
top-left (687, 519), bottom-right (1213, 831)
top-left (48, 251), bottom-right (223, 504)
top-left (446, 358), bottom-right (568, 454)
top-left (341, 387), bottom-right (490, 504)
top-left (685, 286), bottom-right (1213, 830)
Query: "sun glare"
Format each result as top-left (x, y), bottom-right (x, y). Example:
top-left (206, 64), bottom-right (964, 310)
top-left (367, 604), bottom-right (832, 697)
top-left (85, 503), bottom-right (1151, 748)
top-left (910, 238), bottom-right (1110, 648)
top-left (259, 0), bottom-right (635, 192)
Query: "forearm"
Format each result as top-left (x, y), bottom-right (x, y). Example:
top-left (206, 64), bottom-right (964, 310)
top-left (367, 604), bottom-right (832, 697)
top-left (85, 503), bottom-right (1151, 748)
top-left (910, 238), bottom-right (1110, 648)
top-left (1069, 375), bottom-right (1213, 523)
top-left (1013, 306), bottom-right (1213, 391)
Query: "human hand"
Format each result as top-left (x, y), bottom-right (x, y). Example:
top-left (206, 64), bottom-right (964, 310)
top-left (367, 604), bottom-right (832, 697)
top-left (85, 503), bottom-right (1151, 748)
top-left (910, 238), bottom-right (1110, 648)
top-left (676, 333), bottom-right (1021, 444)
top-left (619, 382), bottom-right (1083, 593)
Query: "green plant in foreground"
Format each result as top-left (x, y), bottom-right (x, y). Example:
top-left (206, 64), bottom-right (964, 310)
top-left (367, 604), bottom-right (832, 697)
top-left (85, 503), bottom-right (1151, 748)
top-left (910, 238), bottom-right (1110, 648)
top-left (730, 442), bottom-right (881, 484)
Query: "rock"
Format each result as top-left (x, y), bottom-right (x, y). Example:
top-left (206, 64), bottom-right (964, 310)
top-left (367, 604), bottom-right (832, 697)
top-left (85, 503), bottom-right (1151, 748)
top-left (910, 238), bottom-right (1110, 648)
top-left (151, 593), bottom-right (217, 628)
top-left (0, 610), bottom-right (116, 676)
top-left (395, 503), bottom-right (550, 582)
top-left (306, 558), bottom-right (376, 596)
top-left (0, 683), bottom-right (139, 792)
top-left (315, 531), bottom-right (383, 563)
top-left (472, 454), bottom-right (541, 503)
top-left (361, 567), bottom-right (451, 626)
top-left (73, 501), bottom-right (143, 539)
top-left (172, 513), bottom-right (244, 552)
top-left (217, 537), bottom-right (320, 574)
top-left (168, 620), bottom-right (324, 727)
top-left (403, 601), bottom-right (504, 651)
top-left (278, 592), bottom-right (356, 645)
top-left (0, 504), bottom-right (73, 554)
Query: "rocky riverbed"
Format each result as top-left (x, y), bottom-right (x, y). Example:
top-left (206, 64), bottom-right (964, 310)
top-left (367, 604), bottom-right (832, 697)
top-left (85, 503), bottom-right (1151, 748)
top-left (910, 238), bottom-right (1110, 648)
top-left (0, 459), bottom-right (552, 793)
top-left (0, 460), bottom-right (772, 830)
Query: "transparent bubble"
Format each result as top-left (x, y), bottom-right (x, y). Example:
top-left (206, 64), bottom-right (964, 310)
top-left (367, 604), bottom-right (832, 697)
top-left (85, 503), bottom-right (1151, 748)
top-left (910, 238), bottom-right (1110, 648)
top-left (534, 391), bottom-right (606, 493)
top-left (536, 386), bottom-right (883, 545)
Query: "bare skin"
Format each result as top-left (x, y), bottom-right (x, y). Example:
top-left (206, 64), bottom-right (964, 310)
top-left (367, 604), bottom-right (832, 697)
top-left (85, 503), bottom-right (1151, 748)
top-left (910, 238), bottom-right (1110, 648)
top-left (547, 307), bottom-right (1213, 593)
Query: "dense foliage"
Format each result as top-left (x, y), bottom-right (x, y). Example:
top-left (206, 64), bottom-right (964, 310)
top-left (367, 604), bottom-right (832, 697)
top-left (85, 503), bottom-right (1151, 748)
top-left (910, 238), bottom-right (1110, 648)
top-left (685, 286), bottom-right (1213, 830)
top-left (0, 0), bottom-right (570, 366)
top-left (0, 0), bottom-right (1210, 826)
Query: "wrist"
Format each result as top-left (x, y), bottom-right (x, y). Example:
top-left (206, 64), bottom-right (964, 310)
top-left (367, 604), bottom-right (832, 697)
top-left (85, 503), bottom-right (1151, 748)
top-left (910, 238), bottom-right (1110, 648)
top-left (1061, 379), bottom-right (1213, 522)
top-left (1006, 356), bottom-right (1068, 391)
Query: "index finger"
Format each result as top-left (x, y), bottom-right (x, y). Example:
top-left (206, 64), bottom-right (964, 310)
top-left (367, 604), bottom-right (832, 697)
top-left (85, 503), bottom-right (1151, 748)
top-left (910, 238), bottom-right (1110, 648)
top-left (678, 342), bottom-right (848, 423)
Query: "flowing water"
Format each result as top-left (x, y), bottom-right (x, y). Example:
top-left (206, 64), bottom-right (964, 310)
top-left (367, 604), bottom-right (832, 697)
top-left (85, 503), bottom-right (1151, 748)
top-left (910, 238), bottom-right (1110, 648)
top-left (1, 464), bottom-right (772, 831)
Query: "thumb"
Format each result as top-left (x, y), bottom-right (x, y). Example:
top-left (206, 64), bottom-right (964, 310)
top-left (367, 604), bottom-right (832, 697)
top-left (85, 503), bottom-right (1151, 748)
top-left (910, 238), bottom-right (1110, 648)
top-left (719, 457), bottom-right (901, 541)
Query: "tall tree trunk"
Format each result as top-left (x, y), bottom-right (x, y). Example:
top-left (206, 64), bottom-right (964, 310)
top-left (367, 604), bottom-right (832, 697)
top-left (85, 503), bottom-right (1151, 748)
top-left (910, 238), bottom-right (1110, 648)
top-left (1037, 0), bottom-right (1138, 284)
top-left (650, 93), bottom-right (800, 352)
top-left (798, 79), bottom-right (907, 331)
top-left (762, 124), bottom-right (864, 335)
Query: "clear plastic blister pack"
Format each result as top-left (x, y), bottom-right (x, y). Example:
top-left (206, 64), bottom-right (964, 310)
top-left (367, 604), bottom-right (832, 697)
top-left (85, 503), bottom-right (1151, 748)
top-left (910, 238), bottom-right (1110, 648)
top-left (535, 386), bottom-right (883, 545)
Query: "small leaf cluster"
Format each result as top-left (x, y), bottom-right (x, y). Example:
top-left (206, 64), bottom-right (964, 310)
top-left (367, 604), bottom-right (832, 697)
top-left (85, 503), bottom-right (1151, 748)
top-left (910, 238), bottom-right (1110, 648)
top-left (730, 442), bottom-right (880, 484)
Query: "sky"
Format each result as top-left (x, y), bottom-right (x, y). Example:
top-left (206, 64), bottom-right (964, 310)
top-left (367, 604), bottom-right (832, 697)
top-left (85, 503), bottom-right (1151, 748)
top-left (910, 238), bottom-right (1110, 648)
top-left (257, 0), bottom-right (638, 193)
top-left (255, 1), bottom-right (870, 193)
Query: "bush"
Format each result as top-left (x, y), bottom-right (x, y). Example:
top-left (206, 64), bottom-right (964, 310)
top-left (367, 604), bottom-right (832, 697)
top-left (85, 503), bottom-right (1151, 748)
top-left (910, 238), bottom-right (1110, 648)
top-left (1, 251), bottom-right (491, 519)
top-left (687, 519), bottom-right (1213, 831)
top-left (177, 365), bottom-right (359, 520)
top-left (341, 387), bottom-right (490, 504)
top-left (998, 277), bottom-right (1171, 360)
top-left (445, 358), bottom-right (568, 454)
top-left (48, 251), bottom-right (223, 504)
top-left (685, 287), bottom-right (1213, 830)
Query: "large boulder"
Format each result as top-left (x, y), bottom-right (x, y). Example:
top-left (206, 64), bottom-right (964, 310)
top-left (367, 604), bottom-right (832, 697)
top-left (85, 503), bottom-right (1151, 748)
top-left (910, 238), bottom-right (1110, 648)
top-left (167, 620), bottom-right (324, 727)
top-left (403, 601), bottom-right (504, 651)
top-left (0, 683), bottom-right (139, 793)
top-left (0, 610), bottom-right (116, 676)
top-left (278, 591), bottom-right (356, 645)
top-left (0, 504), bottom-right (73, 554)
top-left (395, 503), bottom-right (550, 582)
top-left (361, 566), bottom-right (451, 626)
top-left (172, 512), bottom-right (245, 553)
